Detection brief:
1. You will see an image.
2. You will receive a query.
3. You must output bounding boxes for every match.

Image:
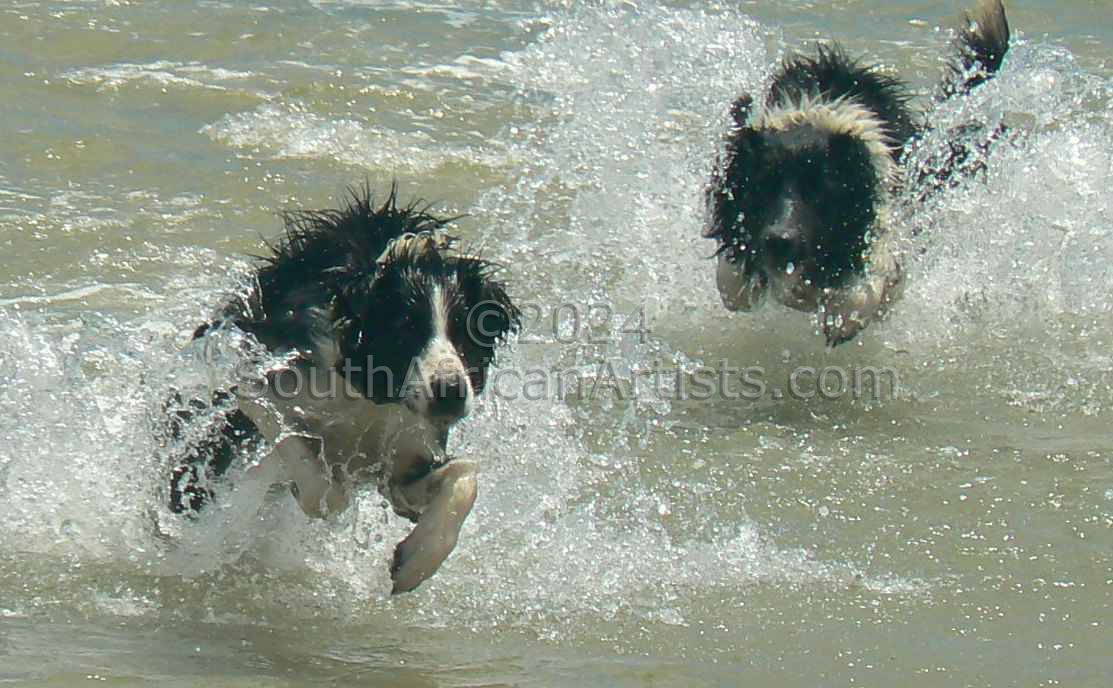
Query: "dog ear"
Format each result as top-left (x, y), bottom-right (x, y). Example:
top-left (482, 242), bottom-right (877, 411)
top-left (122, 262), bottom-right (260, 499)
top-left (449, 256), bottom-right (519, 395)
top-left (704, 102), bottom-right (762, 253)
top-left (451, 256), bottom-right (519, 354)
top-left (729, 94), bottom-right (754, 129)
top-left (480, 279), bottom-right (521, 341)
top-left (456, 256), bottom-right (521, 343)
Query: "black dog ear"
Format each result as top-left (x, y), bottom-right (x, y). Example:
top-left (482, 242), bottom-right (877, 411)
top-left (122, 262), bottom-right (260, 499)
top-left (448, 255), bottom-right (520, 395)
top-left (460, 257), bottom-right (521, 341)
top-left (729, 94), bottom-right (754, 129)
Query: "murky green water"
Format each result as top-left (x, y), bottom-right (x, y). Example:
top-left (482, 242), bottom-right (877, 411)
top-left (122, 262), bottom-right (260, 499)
top-left (1, 1), bottom-right (1111, 685)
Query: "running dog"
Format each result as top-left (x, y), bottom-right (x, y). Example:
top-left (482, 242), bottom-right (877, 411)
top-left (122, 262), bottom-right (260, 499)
top-left (705, 0), bottom-right (1011, 345)
top-left (162, 187), bottom-right (519, 593)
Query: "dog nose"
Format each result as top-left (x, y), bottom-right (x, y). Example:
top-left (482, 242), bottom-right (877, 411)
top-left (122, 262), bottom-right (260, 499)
top-left (429, 375), bottom-right (469, 418)
top-left (765, 235), bottom-right (797, 264)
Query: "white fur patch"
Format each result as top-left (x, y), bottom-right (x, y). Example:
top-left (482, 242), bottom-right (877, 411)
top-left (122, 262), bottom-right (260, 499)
top-left (402, 286), bottom-right (473, 417)
top-left (375, 231), bottom-right (449, 266)
top-left (756, 93), bottom-right (898, 183)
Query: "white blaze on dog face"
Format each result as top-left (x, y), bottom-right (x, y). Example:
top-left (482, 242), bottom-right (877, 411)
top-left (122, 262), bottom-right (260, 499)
top-left (339, 267), bottom-right (476, 421)
top-left (335, 238), bottom-right (519, 421)
top-left (401, 285), bottom-right (474, 421)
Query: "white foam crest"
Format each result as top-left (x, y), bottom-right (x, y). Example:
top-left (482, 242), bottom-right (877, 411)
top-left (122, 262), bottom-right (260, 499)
top-left (0, 309), bottom-right (168, 563)
top-left (0, 262), bottom-right (254, 570)
top-left (203, 103), bottom-right (513, 173)
top-left (399, 55), bottom-right (514, 83)
top-left (62, 61), bottom-right (257, 93)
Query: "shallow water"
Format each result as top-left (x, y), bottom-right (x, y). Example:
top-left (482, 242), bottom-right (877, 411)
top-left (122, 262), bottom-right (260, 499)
top-left (1, 1), bottom-right (1111, 685)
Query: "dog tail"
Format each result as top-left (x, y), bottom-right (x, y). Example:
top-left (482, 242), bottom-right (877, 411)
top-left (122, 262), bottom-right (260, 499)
top-left (941, 0), bottom-right (1011, 100)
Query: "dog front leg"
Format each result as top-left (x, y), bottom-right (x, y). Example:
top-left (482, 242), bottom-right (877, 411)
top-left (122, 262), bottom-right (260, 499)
top-left (272, 436), bottom-right (350, 518)
top-left (821, 252), bottom-right (902, 346)
top-left (389, 460), bottom-right (478, 594)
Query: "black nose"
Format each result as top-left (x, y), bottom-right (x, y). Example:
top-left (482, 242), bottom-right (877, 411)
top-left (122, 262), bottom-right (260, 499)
top-left (429, 376), bottom-right (469, 418)
top-left (765, 235), bottom-right (798, 265)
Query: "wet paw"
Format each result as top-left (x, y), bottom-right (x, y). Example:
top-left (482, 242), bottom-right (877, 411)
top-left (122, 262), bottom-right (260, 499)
top-left (821, 306), bottom-right (866, 347)
top-left (389, 531), bottom-right (426, 595)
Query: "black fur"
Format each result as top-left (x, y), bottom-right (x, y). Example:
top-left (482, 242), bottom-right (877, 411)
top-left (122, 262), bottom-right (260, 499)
top-left (769, 45), bottom-right (917, 154)
top-left (334, 239), bottom-right (517, 401)
top-left (706, 47), bottom-right (912, 294)
top-left (908, 120), bottom-right (1010, 205)
top-left (162, 186), bottom-right (519, 515)
top-left (204, 185), bottom-right (518, 401)
top-left (223, 186), bottom-right (454, 354)
top-left (915, 0), bottom-right (1013, 201)
top-left (165, 390), bottom-right (262, 514)
top-left (705, 0), bottom-right (1012, 344)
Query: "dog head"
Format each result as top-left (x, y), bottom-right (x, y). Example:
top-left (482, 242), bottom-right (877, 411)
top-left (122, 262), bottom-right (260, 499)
top-left (334, 229), bottom-right (519, 424)
top-left (706, 47), bottom-right (911, 314)
top-left (254, 190), bottom-right (519, 425)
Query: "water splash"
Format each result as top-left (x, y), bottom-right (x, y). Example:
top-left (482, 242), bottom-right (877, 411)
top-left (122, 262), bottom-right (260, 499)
top-left (2, 1), bottom-right (1111, 659)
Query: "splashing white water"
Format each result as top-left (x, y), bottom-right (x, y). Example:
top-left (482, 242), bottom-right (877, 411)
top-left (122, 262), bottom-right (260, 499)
top-left (2, 2), bottom-right (1111, 653)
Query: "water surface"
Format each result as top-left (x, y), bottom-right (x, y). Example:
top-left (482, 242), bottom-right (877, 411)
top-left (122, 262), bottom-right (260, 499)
top-left (1, 1), bottom-right (1111, 685)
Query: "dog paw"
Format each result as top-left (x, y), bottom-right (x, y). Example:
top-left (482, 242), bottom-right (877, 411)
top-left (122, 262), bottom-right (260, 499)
top-left (389, 460), bottom-right (478, 594)
top-left (820, 303), bottom-right (868, 347)
top-left (819, 273), bottom-right (897, 347)
top-left (716, 254), bottom-right (765, 312)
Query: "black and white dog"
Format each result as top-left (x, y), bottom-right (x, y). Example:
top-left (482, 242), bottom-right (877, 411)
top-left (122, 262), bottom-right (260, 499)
top-left (706, 0), bottom-right (1011, 345)
top-left (162, 187), bottom-right (519, 593)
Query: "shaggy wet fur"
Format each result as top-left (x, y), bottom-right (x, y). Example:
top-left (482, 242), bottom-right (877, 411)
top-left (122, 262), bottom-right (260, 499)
top-left (706, 0), bottom-right (1011, 345)
top-left (161, 186), bottom-right (519, 593)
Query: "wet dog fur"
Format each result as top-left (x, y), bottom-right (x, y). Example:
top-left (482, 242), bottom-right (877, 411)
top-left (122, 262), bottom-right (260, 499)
top-left (705, 0), bottom-right (1012, 345)
top-left (161, 187), bottom-right (519, 593)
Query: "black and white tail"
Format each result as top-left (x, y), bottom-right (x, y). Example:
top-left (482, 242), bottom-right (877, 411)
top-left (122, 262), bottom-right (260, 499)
top-left (941, 0), bottom-right (1011, 100)
top-left (909, 0), bottom-right (1012, 203)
